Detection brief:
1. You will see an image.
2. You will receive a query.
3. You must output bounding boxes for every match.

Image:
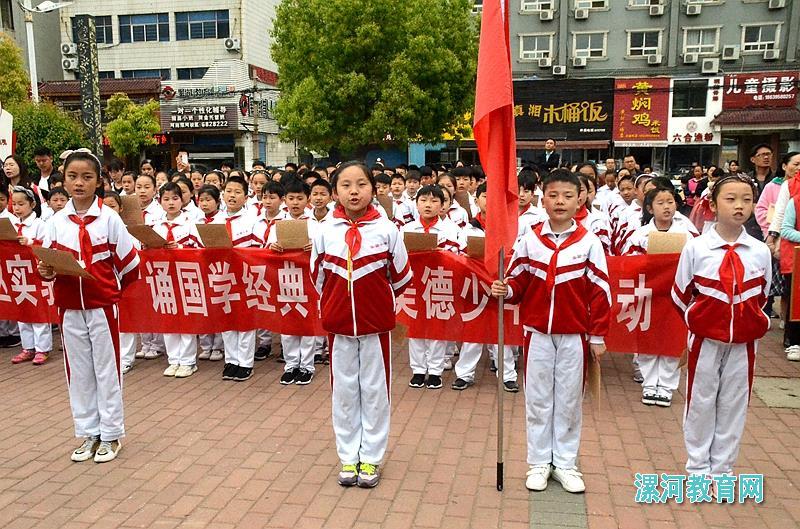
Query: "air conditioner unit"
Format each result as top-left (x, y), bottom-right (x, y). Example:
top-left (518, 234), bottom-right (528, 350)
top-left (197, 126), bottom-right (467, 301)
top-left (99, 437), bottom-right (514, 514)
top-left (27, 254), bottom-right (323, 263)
top-left (62, 58), bottom-right (78, 71)
top-left (722, 45), bottom-right (740, 61)
top-left (572, 56), bottom-right (587, 67)
top-left (764, 49), bottom-right (780, 60)
top-left (683, 53), bottom-right (699, 64)
top-left (552, 65), bottom-right (567, 76)
top-left (224, 38), bottom-right (240, 51)
top-left (539, 9), bottom-right (554, 21)
top-left (574, 8), bottom-right (589, 19)
top-left (647, 53), bottom-right (662, 65)
top-left (649, 5), bottom-right (664, 16)
top-left (60, 43), bottom-right (77, 56)
top-left (768, 0), bottom-right (786, 9)
top-left (701, 57), bottom-right (719, 74)
top-left (538, 57), bottom-right (552, 68)
top-left (686, 4), bottom-right (701, 15)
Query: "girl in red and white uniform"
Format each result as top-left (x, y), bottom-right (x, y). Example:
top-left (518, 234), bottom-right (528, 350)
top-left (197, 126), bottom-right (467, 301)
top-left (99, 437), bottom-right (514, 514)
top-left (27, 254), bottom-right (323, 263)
top-left (575, 174), bottom-right (612, 254)
top-left (612, 174), bottom-right (652, 255)
top-left (401, 185), bottom-right (465, 390)
top-left (311, 161), bottom-right (412, 489)
top-left (195, 185), bottom-right (225, 361)
top-left (134, 174), bottom-right (165, 360)
top-left (437, 174), bottom-right (469, 229)
top-left (672, 175), bottom-right (771, 483)
top-left (9, 187), bottom-right (52, 365)
top-left (152, 182), bottom-right (202, 378)
top-left (39, 151), bottom-right (140, 464)
top-left (624, 188), bottom-right (698, 407)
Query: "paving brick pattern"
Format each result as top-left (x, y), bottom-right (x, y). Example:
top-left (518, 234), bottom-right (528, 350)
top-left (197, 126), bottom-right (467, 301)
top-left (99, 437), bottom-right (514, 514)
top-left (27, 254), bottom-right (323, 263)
top-left (0, 324), bottom-right (796, 529)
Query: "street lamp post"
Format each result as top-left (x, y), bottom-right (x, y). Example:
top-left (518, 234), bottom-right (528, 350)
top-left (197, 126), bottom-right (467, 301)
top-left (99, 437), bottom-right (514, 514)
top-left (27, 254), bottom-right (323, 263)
top-left (18, 1), bottom-right (74, 103)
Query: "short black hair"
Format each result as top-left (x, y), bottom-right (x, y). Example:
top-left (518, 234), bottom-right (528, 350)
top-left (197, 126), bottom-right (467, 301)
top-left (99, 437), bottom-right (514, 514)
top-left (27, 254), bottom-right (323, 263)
top-left (750, 143), bottom-right (773, 157)
top-left (541, 168), bottom-right (580, 193)
top-left (405, 170), bottom-right (421, 183)
top-left (518, 174), bottom-right (537, 193)
top-left (310, 178), bottom-right (332, 194)
top-left (416, 184), bottom-right (445, 203)
top-left (284, 162), bottom-right (298, 171)
top-left (420, 166), bottom-right (434, 178)
top-left (252, 159), bottom-right (265, 168)
top-left (136, 173), bottom-right (157, 187)
top-left (108, 159), bottom-right (124, 172)
top-left (48, 187), bottom-right (70, 200)
top-left (375, 173), bottom-right (392, 186)
top-left (475, 182), bottom-right (487, 198)
top-left (263, 180), bottom-right (286, 198)
top-left (391, 173), bottom-right (405, 182)
top-left (33, 146), bottom-right (53, 157)
top-left (641, 187), bottom-right (678, 225)
top-left (282, 176), bottom-right (310, 197)
top-left (159, 181), bottom-right (182, 199)
top-left (198, 185), bottom-right (220, 203)
top-left (225, 175), bottom-right (249, 195)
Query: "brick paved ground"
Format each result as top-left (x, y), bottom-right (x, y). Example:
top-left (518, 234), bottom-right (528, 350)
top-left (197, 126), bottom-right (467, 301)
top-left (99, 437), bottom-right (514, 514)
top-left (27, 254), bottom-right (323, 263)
top-left (0, 323), bottom-right (796, 529)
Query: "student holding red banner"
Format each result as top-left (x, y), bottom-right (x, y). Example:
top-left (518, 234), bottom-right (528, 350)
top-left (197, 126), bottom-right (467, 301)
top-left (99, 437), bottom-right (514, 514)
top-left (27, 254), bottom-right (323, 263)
top-left (311, 161), bottom-right (412, 489)
top-left (492, 169), bottom-right (610, 494)
top-left (38, 150), bottom-right (140, 463)
top-left (672, 174), bottom-right (771, 489)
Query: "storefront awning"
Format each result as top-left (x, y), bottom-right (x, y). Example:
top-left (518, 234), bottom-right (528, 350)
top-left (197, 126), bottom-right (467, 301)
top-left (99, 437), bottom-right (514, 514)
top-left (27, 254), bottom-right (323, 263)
top-left (711, 108), bottom-right (800, 131)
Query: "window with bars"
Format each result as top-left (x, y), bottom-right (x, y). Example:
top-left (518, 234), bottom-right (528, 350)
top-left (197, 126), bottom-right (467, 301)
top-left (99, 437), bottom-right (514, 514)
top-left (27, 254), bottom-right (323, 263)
top-left (519, 34), bottom-right (553, 60)
top-left (72, 16), bottom-right (114, 44)
top-left (176, 67), bottom-right (209, 80)
top-left (672, 80), bottom-right (708, 118)
top-left (627, 30), bottom-right (660, 56)
top-left (683, 28), bottom-right (719, 55)
top-left (120, 69), bottom-right (171, 80)
top-left (119, 13), bottom-right (169, 43)
top-left (742, 24), bottom-right (779, 52)
top-left (175, 10), bottom-right (229, 40)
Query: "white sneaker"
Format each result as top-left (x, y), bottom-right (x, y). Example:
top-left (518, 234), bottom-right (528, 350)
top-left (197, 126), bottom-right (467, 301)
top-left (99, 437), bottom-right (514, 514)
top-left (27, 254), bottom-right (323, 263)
top-left (174, 365), bottom-right (197, 378)
top-left (121, 364), bottom-right (133, 375)
top-left (135, 347), bottom-right (148, 359)
top-left (197, 350), bottom-right (211, 361)
top-left (551, 467), bottom-right (585, 493)
top-left (209, 350), bottom-right (224, 362)
top-left (163, 364), bottom-right (179, 377)
top-left (525, 464), bottom-right (551, 491)
top-left (787, 346), bottom-right (800, 362)
top-left (145, 349), bottom-right (162, 359)
top-left (443, 358), bottom-right (453, 371)
top-left (93, 440), bottom-right (121, 463)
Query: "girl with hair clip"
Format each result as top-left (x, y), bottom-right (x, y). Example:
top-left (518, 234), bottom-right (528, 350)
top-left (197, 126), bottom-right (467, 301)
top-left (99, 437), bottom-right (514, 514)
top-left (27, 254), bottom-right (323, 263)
top-left (673, 174), bottom-right (770, 495)
top-left (38, 150), bottom-right (140, 463)
top-left (9, 186), bottom-right (52, 365)
top-left (192, 185), bottom-right (225, 361)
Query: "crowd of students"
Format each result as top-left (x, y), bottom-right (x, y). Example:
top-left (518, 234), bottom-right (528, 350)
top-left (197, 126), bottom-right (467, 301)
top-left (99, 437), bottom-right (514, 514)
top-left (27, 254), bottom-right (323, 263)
top-left (0, 147), bottom-right (784, 495)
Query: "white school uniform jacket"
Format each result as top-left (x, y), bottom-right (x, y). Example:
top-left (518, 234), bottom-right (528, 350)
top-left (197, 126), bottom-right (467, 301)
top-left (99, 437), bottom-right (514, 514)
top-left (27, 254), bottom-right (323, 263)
top-left (517, 204), bottom-right (547, 239)
top-left (577, 207), bottom-right (612, 254)
top-left (182, 201), bottom-right (205, 223)
top-left (42, 197), bottom-right (140, 310)
top-left (505, 219), bottom-right (611, 343)
top-left (623, 217), bottom-right (699, 255)
top-left (153, 217), bottom-right (202, 248)
top-left (447, 203), bottom-right (470, 229)
top-left (265, 212), bottom-right (320, 246)
top-left (311, 205), bottom-right (412, 336)
top-left (251, 211), bottom-right (288, 247)
top-left (391, 196), bottom-right (416, 226)
top-left (672, 227), bottom-right (770, 344)
top-left (401, 216), bottom-right (465, 253)
top-left (199, 210), bottom-right (225, 225)
top-left (142, 199), bottom-right (165, 226)
top-left (223, 210), bottom-right (259, 248)
top-left (13, 213), bottom-right (46, 245)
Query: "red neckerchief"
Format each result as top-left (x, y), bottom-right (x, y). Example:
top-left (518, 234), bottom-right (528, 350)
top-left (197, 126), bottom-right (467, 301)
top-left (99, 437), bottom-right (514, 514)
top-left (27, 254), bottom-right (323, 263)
top-left (574, 206), bottom-right (589, 222)
top-left (164, 222), bottom-right (176, 243)
top-left (67, 198), bottom-right (102, 271)
top-left (203, 212), bottom-right (217, 224)
top-left (473, 213), bottom-right (486, 230)
top-left (533, 222), bottom-right (588, 298)
top-left (719, 243), bottom-right (745, 316)
top-left (15, 221), bottom-right (24, 236)
top-left (225, 215), bottom-right (240, 239)
top-left (332, 204), bottom-right (381, 257)
top-left (420, 216), bottom-right (439, 234)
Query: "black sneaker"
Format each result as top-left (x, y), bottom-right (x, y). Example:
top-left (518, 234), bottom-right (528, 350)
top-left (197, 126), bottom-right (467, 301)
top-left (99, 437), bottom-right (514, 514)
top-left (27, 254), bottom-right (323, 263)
top-left (314, 353), bottom-right (324, 364)
top-left (0, 335), bottom-right (21, 348)
top-left (451, 378), bottom-right (473, 391)
top-left (254, 345), bottom-right (271, 361)
top-left (295, 369), bottom-right (314, 385)
top-left (233, 366), bottom-right (253, 382)
top-left (503, 381), bottom-right (520, 393)
top-left (280, 369), bottom-right (298, 385)
top-left (489, 360), bottom-right (498, 373)
top-left (641, 392), bottom-right (658, 406)
top-left (426, 375), bottom-right (443, 389)
top-left (409, 374), bottom-right (426, 388)
top-left (222, 363), bottom-right (237, 380)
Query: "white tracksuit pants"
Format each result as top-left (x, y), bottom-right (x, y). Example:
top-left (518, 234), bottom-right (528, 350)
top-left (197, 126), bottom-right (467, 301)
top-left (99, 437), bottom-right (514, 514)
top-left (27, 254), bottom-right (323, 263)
top-left (140, 333), bottom-right (165, 353)
top-left (281, 335), bottom-right (316, 372)
top-left (640, 353), bottom-right (680, 398)
top-left (330, 332), bottom-right (392, 465)
top-left (18, 322), bottom-right (52, 352)
top-left (222, 330), bottom-right (256, 368)
top-left (455, 343), bottom-right (517, 383)
top-left (524, 330), bottom-right (586, 469)
top-left (61, 306), bottom-right (124, 441)
top-left (120, 333), bottom-right (136, 368)
top-left (684, 335), bottom-right (755, 477)
top-left (199, 333), bottom-right (223, 353)
top-left (164, 334), bottom-right (197, 366)
top-left (257, 329), bottom-right (272, 348)
top-left (408, 338), bottom-right (446, 376)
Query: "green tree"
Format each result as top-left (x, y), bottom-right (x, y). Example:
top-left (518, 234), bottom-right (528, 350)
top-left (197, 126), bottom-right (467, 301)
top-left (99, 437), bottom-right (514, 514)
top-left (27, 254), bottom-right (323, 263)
top-left (104, 93), bottom-right (161, 160)
top-left (271, 0), bottom-right (478, 154)
top-left (7, 101), bottom-right (85, 169)
top-left (0, 33), bottom-right (31, 106)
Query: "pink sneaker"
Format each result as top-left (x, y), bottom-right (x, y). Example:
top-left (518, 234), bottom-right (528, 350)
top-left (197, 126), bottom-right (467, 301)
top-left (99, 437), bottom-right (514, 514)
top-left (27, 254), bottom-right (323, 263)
top-left (32, 352), bottom-right (49, 365)
top-left (12, 350), bottom-right (36, 364)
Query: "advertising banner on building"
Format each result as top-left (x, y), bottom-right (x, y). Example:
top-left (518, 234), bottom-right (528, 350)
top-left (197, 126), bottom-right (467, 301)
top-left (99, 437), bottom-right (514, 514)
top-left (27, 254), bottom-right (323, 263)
top-left (160, 104), bottom-right (240, 132)
top-left (668, 77), bottom-right (723, 146)
top-left (513, 79), bottom-right (614, 142)
top-left (613, 77), bottom-right (670, 146)
top-left (723, 71), bottom-right (798, 109)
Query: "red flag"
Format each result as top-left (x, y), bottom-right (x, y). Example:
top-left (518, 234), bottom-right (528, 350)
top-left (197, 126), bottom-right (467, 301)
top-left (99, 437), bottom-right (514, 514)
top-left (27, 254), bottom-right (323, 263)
top-left (474, 0), bottom-right (518, 278)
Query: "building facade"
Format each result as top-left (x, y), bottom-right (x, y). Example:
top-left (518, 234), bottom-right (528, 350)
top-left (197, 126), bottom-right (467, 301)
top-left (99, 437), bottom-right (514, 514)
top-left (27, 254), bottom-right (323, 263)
top-left (506, 0), bottom-right (800, 173)
top-left (0, 0), bottom-right (64, 83)
top-left (55, 0), bottom-right (296, 170)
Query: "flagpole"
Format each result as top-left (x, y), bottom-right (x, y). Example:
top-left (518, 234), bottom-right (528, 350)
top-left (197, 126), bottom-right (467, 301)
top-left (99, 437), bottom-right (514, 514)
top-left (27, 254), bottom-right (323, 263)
top-left (496, 247), bottom-right (505, 492)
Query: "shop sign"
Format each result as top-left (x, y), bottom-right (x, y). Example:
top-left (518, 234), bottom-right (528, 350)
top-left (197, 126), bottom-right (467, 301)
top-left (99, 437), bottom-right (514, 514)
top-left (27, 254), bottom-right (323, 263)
top-left (613, 78), bottom-right (670, 145)
top-left (668, 78), bottom-right (722, 146)
top-left (161, 105), bottom-right (239, 132)
top-left (513, 79), bottom-right (614, 141)
top-left (722, 71), bottom-right (798, 109)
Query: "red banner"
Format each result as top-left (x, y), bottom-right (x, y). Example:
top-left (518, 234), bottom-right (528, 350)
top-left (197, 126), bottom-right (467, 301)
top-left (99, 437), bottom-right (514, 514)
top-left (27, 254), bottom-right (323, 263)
top-left (612, 77), bottom-right (670, 144)
top-left (723, 71), bottom-right (798, 109)
top-left (0, 245), bottom-right (687, 356)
